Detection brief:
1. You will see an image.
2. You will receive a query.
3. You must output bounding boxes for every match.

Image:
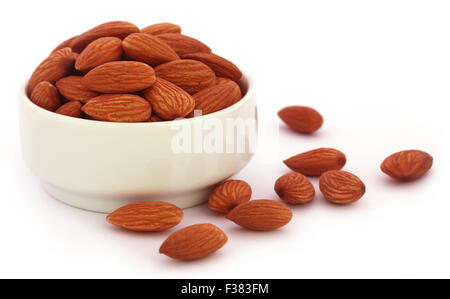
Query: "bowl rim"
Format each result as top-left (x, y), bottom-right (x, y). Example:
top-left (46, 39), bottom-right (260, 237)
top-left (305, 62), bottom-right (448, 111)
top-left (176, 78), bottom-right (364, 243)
top-left (20, 71), bottom-right (255, 128)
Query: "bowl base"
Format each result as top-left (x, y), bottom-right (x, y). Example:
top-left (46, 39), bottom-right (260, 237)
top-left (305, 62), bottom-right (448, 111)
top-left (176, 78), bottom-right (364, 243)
top-left (43, 183), bottom-right (214, 213)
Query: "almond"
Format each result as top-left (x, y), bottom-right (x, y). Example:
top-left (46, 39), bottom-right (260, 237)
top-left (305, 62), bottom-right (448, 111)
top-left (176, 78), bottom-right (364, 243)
top-left (181, 53), bottom-right (242, 82)
top-left (155, 59), bottom-right (215, 94)
top-left (55, 76), bottom-right (99, 103)
top-left (159, 223), bottom-right (227, 260)
top-left (29, 81), bottom-right (62, 111)
top-left (284, 148), bottom-right (347, 176)
top-left (75, 37), bottom-right (123, 72)
top-left (157, 33), bottom-right (211, 56)
top-left (106, 201), bottom-right (183, 232)
top-left (226, 200), bottom-right (292, 231)
top-left (142, 78), bottom-right (194, 120)
top-left (141, 22), bottom-right (182, 35)
top-left (192, 84), bottom-right (240, 116)
top-left (122, 33), bottom-right (179, 66)
top-left (208, 180), bottom-right (252, 213)
top-left (82, 94), bottom-right (152, 122)
top-left (70, 21), bottom-right (139, 53)
top-left (55, 101), bottom-right (82, 118)
top-left (27, 47), bottom-right (75, 96)
top-left (381, 150), bottom-right (433, 181)
top-left (82, 61), bottom-right (156, 93)
top-left (150, 114), bottom-right (164, 122)
top-left (216, 77), bottom-right (242, 102)
top-left (274, 172), bottom-right (315, 204)
top-left (278, 106), bottom-right (323, 133)
top-left (51, 35), bottom-right (77, 53)
top-left (319, 170), bottom-right (366, 204)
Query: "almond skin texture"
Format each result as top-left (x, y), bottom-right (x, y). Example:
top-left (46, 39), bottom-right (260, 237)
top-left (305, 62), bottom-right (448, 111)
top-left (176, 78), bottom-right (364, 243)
top-left (181, 53), bottom-right (242, 82)
top-left (75, 37), bottom-right (123, 72)
top-left (157, 33), bottom-right (211, 56)
top-left (150, 114), bottom-right (164, 122)
top-left (27, 47), bottom-right (75, 96)
top-left (319, 170), bottom-right (366, 204)
top-left (278, 106), bottom-right (323, 133)
top-left (381, 150), bottom-right (433, 181)
top-left (55, 101), bottom-right (82, 118)
top-left (155, 60), bottom-right (215, 94)
top-left (122, 33), bottom-right (179, 66)
top-left (106, 201), bottom-right (183, 232)
top-left (216, 77), bottom-right (242, 102)
top-left (274, 172), bottom-right (315, 204)
top-left (208, 180), bottom-right (252, 213)
top-left (82, 94), bottom-right (152, 122)
top-left (70, 21), bottom-right (139, 53)
top-left (141, 22), bottom-right (182, 35)
top-left (142, 78), bottom-right (194, 120)
top-left (226, 200), bottom-right (293, 231)
top-left (159, 223), bottom-right (228, 261)
top-left (284, 148), bottom-right (347, 176)
top-left (55, 76), bottom-right (99, 103)
top-left (29, 81), bottom-right (62, 111)
top-left (192, 84), bottom-right (240, 116)
top-left (82, 61), bottom-right (156, 93)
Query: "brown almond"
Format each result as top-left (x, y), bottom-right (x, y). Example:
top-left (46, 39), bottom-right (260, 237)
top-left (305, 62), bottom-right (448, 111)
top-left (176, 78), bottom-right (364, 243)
top-left (208, 180), bottom-right (252, 213)
top-left (142, 78), bottom-right (194, 120)
top-left (216, 77), bottom-right (242, 102)
top-left (82, 94), bottom-right (152, 122)
top-left (181, 53), bottom-right (242, 82)
top-left (159, 223), bottom-right (228, 260)
top-left (226, 200), bottom-right (293, 231)
top-left (319, 170), bottom-right (366, 204)
top-left (29, 81), bottom-right (62, 111)
top-left (70, 21), bottom-right (139, 53)
top-left (106, 201), bottom-right (183, 232)
top-left (284, 148), bottom-right (347, 176)
top-left (141, 22), bottom-right (182, 35)
top-left (274, 172), bottom-right (315, 204)
top-left (157, 33), bottom-right (211, 56)
top-left (381, 150), bottom-right (433, 181)
top-left (155, 59), bottom-right (215, 94)
top-left (27, 47), bottom-right (75, 96)
top-left (75, 37), bottom-right (123, 72)
top-left (82, 61), bottom-right (156, 93)
top-left (192, 84), bottom-right (240, 116)
top-left (55, 76), bottom-right (99, 103)
top-left (122, 33), bottom-right (179, 66)
top-left (278, 106), bottom-right (323, 133)
top-left (55, 101), bottom-right (82, 118)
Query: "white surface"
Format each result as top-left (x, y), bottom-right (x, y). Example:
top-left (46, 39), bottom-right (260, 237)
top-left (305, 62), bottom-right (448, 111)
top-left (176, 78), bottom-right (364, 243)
top-left (19, 75), bottom-right (255, 213)
top-left (1, 0), bottom-right (449, 278)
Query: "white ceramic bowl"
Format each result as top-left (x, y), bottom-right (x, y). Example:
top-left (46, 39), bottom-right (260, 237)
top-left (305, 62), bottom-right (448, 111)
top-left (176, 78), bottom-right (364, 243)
top-left (19, 74), bottom-right (257, 213)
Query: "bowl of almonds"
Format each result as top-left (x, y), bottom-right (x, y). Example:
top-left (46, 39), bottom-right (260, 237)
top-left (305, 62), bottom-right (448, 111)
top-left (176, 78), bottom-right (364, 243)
top-left (19, 21), bottom-right (257, 213)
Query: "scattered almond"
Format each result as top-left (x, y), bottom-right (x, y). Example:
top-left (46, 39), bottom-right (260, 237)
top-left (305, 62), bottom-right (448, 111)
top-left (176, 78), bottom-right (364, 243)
top-left (159, 223), bottom-right (227, 260)
top-left (106, 201), bottom-right (183, 232)
top-left (82, 94), bottom-right (152, 122)
top-left (278, 106), bottom-right (323, 133)
top-left (381, 150), bottom-right (433, 181)
top-left (142, 78), bottom-right (194, 120)
top-left (82, 61), bottom-right (156, 93)
top-left (29, 81), bottom-right (61, 111)
top-left (122, 33), bottom-right (179, 66)
top-left (226, 200), bottom-right (293, 231)
top-left (157, 33), bottom-right (211, 56)
top-left (319, 170), bottom-right (366, 204)
top-left (284, 148), bottom-right (347, 176)
top-left (155, 59), bottom-right (215, 94)
top-left (55, 101), bottom-right (82, 118)
top-left (274, 172), bottom-right (315, 204)
top-left (141, 22), bottom-right (181, 35)
top-left (55, 76), bottom-right (99, 103)
top-left (181, 53), bottom-right (242, 82)
top-left (75, 37), bottom-right (123, 72)
top-left (208, 180), bottom-right (252, 213)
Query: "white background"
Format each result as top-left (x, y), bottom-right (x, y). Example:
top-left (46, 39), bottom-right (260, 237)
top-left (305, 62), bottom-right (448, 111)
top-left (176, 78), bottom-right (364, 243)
top-left (1, 0), bottom-right (449, 278)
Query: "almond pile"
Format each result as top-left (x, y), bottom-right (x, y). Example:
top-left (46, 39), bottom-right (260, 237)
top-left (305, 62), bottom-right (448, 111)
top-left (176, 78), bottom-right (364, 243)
top-left (27, 21), bottom-right (243, 122)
